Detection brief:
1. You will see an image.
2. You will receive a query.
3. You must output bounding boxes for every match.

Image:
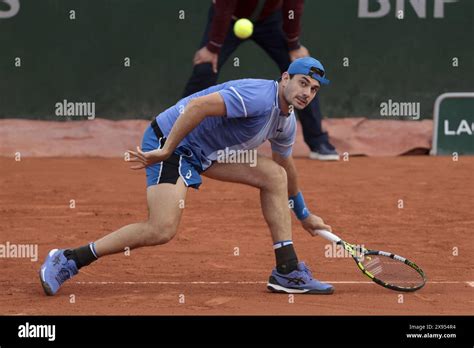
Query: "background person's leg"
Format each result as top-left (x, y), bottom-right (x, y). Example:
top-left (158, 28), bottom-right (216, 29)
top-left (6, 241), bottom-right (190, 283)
top-left (182, 6), bottom-right (242, 97)
top-left (251, 12), bottom-right (291, 74)
top-left (252, 11), bottom-right (338, 159)
top-left (299, 95), bottom-right (331, 150)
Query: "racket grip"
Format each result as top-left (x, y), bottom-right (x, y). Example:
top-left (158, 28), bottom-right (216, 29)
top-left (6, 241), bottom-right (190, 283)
top-left (314, 229), bottom-right (342, 243)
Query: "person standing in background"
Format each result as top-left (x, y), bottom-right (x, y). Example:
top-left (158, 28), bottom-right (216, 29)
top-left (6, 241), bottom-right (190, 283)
top-left (182, 0), bottom-right (339, 161)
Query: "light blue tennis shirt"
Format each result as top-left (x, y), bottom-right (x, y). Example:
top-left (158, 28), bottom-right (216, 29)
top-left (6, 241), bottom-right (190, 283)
top-left (155, 79), bottom-right (297, 170)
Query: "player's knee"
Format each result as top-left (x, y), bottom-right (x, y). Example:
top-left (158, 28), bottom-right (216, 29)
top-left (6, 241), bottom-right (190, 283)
top-left (145, 221), bottom-right (177, 246)
top-left (262, 165), bottom-right (287, 190)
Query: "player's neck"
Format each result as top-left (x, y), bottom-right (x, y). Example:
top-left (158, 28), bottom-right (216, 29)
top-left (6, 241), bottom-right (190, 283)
top-left (277, 83), bottom-right (291, 116)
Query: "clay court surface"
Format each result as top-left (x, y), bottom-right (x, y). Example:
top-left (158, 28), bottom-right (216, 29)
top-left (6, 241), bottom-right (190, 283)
top-left (0, 156), bottom-right (473, 315)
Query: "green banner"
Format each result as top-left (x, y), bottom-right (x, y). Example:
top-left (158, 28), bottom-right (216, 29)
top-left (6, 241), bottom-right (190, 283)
top-left (431, 93), bottom-right (474, 155)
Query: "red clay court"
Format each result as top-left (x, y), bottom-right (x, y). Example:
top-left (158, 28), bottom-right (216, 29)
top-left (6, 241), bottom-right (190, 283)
top-left (1, 153), bottom-right (472, 315)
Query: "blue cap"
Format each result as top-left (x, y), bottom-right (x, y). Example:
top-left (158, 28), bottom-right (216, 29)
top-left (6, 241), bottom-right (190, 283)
top-left (287, 57), bottom-right (330, 85)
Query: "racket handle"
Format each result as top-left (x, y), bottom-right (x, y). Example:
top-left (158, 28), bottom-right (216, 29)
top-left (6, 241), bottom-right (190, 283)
top-left (314, 229), bottom-right (342, 243)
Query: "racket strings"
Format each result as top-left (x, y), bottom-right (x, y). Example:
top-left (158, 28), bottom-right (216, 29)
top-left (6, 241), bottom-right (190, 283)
top-left (361, 255), bottom-right (424, 288)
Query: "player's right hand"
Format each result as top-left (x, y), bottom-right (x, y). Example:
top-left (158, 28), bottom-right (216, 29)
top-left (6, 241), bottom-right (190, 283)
top-left (301, 214), bottom-right (332, 236)
top-left (127, 146), bottom-right (170, 170)
top-left (193, 46), bottom-right (218, 73)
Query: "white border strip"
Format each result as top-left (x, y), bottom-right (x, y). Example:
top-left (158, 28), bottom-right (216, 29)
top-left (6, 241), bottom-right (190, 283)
top-left (431, 92), bottom-right (474, 155)
top-left (229, 87), bottom-right (247, 117)
top-left (70, 280), bottom-right (474, 286)
top-left (177, 155), bottom-right (189, 186)
top-left (155, 137), bottom-right (164, 184)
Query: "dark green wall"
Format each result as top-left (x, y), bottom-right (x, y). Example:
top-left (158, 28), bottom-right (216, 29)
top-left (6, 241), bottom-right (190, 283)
top-left (1, 0), bottom-right (473, 119)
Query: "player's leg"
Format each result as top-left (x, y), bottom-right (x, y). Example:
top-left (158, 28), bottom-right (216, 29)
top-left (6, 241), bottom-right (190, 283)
top-left (39, 122), bottom-right (191, 296)
top-left (203, 156), bottom-right (333, 294)
top-left (39, 178), bottom-right (187, 296)
top-left (93, 179), bottom-right (187, 256)
top-left (182, 5), bottom-right (242, 97)
top-left (204, 155), bottom-right (291, 243)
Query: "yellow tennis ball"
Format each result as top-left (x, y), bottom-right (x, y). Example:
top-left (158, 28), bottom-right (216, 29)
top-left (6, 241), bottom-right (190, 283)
top-left (233, 18), bottom-right (253, 39)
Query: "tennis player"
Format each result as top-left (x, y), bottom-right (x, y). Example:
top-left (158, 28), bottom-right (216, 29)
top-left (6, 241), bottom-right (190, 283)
top-left (39, 57), bottom-right (335, 295)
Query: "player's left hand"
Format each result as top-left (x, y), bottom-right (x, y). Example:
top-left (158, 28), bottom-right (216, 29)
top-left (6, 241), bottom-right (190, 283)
top-left (301, 214), bottom-right (332, 236)
top-left (126, 146), bottom-right (170, 170)
top-left (289, 45), bottom-right (310, 62)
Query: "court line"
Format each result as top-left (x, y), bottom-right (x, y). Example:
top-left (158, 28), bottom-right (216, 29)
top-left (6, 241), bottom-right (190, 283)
top-left (72, 281), bottom-right (474, 286)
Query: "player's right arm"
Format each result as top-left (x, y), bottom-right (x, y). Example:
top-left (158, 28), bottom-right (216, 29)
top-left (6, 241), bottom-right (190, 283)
top-left (127, 93), bottom-right (226, 169)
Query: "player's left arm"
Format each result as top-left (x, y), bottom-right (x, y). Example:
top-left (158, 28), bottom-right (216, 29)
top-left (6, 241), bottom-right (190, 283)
top-left (272, 152), bottom-right (332, 235)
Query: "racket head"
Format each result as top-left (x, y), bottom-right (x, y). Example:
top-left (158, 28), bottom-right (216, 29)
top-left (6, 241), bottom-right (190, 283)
top-left (355, 249), bottom-right (426, 292)
top-left (338, 240), bottom-right (426, 292)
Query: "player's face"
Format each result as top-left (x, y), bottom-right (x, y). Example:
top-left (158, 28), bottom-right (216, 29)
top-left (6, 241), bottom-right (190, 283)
top-left (282, 74), bottom-right (320, 110)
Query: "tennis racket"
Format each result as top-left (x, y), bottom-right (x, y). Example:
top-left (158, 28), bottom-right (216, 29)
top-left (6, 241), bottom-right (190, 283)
top-left (315, 229), bottom-right (426, 292)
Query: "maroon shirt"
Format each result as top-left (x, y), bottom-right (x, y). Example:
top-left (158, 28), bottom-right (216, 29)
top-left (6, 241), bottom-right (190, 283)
top-left (207, 0), bottom-right (304, 54)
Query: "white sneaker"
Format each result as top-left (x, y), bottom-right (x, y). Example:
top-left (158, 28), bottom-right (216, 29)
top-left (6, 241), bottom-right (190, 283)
top-left (309, 143), bottom-right (340, 161)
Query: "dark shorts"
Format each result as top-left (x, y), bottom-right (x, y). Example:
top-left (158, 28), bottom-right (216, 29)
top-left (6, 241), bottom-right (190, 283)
top-left (141, 119), bottom-right (203, 189)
